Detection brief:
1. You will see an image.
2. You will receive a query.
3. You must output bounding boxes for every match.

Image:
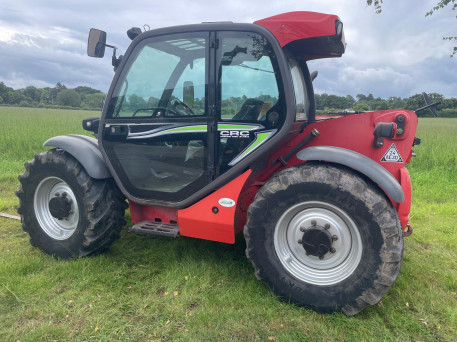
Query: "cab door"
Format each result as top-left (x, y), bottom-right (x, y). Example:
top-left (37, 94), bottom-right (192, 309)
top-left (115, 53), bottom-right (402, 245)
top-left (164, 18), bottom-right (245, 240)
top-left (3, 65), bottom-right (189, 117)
top-left (215, 31), bottom-right (285, 175)
top-left (100, 32), bottom-right (213, 203)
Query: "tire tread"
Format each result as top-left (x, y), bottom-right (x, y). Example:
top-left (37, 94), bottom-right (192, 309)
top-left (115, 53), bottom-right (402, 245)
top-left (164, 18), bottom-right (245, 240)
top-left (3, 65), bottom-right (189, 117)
top-left (16, 149), bottom-right (127, 258)
top-left (244, 163), bottom-right (403, 316)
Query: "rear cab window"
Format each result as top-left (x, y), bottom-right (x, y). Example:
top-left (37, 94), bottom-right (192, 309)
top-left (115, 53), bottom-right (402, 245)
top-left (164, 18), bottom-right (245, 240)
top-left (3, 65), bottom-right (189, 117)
top-left (288, 58), bottom-right (310, 121)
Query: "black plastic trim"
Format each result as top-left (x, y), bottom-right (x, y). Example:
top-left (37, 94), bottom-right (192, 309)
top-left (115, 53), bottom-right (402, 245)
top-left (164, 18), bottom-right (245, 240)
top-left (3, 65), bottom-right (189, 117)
top-left (44, 134), bottom-right (111, 179)
top-left (296, 146), bottom-right (404, 203)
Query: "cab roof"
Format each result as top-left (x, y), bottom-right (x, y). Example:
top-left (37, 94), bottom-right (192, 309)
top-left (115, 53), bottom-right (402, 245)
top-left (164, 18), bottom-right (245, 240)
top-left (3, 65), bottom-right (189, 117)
top-left (254, 11), bottom-right (346, 60)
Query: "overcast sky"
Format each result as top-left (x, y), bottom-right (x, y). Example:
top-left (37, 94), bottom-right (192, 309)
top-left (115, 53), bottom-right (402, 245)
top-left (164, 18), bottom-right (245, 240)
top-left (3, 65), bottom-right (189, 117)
top-left (0, 0), bottom-right (456, 99)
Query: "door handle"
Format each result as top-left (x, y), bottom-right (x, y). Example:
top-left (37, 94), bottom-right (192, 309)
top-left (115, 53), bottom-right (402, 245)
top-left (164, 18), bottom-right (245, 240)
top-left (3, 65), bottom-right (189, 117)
top-left (108, 125), bottom-right (128, 136)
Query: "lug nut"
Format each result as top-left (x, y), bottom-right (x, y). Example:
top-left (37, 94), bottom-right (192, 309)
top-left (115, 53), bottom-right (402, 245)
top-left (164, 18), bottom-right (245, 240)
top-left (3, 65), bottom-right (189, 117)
top-left (298, 239), bottom-right (302, 244)
top-left (62, 192), bottom-right (67, 197)
top-left (54, 192), bottom-right (60, 197)
top-left (330, 247), bottom-right (336, 253)
top-left (311, 220), bottom-right (317, 226)
top-left (332, 235), bottom-right (338, 241)
top-left (319, 255), bottom-right (324, 260)
top-left (300, 227), bottom-right (305, 232)
top-left (324, 224), bottom-right (330, 229)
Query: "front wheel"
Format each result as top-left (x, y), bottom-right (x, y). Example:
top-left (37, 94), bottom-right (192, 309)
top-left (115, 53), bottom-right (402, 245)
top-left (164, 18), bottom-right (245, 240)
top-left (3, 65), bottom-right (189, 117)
top-left (244, 163), bottom-right (403, 315)
top-left (17, 149), bottom-right (127, 258)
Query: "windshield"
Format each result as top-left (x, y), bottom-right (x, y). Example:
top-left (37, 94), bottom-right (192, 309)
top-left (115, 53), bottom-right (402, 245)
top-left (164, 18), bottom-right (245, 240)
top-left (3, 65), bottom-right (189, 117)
top-left (107, 35), bottom-right (207, 118)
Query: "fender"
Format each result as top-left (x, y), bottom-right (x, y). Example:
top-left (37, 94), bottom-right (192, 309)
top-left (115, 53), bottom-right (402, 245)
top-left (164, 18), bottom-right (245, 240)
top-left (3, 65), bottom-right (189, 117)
top-left (296, 146), bottom-right (404, 203)
top-left (44, 134), bottom-right (111, 179)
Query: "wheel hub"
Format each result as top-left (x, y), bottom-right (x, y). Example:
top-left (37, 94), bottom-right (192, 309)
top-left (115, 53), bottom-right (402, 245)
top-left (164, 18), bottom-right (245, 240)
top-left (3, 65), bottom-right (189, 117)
top-left (49, 192), bottom-right (73, 220)
top-left (274, 201), bottom-right (363, 285)
top-left (34, 177), bottom-right (79, 240)
top-left (301, 224), bottom-right (333, 258)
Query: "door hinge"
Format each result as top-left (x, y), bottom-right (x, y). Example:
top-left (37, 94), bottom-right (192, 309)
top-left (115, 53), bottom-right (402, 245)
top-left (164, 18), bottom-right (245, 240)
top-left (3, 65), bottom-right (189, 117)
top-left (206, 169), bottom-right (216, 181)
top-left (210, 38), bottom-right (219, 49)
top-left (209, 105), bottom-right (216, 114)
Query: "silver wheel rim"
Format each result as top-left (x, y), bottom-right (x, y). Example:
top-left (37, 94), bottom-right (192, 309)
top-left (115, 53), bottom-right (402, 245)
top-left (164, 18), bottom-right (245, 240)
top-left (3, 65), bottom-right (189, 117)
top-left (34, 176), bottom-right (79, 240)
top-left (274, 201), bottom-right (362, 286)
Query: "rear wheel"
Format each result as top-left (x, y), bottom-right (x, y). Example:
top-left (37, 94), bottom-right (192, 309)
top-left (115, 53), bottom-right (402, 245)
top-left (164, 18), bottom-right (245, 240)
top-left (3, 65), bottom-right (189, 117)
top-left (17, 149), bottom-right (127, 258)
top-left (244, 163), bottom-right (403, 315)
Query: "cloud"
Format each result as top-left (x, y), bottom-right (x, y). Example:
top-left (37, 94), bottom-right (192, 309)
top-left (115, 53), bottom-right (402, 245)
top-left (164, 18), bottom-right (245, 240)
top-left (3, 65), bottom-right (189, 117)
top-left (0, 0), bottom-right (456, 99)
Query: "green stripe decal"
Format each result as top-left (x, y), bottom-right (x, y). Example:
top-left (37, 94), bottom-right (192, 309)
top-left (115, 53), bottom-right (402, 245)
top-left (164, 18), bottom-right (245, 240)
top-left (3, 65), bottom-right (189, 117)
top-left (241, 133), bottom-right (270, 155)
top-left (228, 130), bottom-right (276, 166)
top-left (218, 124), bottom-right (259, 130)
top-left (166, 125), bottom-right (207, 133)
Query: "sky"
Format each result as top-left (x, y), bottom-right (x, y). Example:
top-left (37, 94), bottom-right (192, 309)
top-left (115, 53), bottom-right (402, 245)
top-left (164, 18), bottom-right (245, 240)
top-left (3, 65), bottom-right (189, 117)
top-left (0, 0), bottom-right (456, 99)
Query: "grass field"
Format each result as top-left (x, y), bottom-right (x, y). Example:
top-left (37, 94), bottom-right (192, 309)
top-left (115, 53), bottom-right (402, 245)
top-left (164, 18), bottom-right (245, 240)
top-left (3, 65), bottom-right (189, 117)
top-left (0, 106), bottom-right (456, 341)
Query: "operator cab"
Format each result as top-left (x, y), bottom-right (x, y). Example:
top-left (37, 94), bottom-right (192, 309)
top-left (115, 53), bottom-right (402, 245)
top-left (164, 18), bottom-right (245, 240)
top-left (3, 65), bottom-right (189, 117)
top-left (87, 12), bottom-right (346, 207)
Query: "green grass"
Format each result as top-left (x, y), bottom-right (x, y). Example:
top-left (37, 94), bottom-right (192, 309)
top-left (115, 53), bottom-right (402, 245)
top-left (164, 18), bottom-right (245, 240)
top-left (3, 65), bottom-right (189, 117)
top-left (1, 107), bottom-right (457, 341)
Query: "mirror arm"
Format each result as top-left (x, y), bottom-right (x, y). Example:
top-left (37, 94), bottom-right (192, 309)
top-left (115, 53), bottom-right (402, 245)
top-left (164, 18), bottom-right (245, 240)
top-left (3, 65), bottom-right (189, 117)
top-left (105, 44), bottom-right (122, 70)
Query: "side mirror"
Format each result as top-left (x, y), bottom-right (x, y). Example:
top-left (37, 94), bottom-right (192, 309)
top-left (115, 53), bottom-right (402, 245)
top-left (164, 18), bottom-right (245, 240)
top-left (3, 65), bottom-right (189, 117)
top-left (310, 70), bottom-right (318, 82)
top-left (82, 116), bottom-right (100, 133)
top-left (221, 46), bottom-right (248, 66)
top-left (87, 28), bottom-right (107, 58)
top-left (183, 81), bottom-right (194, 108)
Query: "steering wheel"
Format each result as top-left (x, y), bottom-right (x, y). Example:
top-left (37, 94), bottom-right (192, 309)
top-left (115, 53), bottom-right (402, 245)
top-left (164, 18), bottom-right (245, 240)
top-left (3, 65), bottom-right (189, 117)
top-left (170, 99), bottom-right (195, 116)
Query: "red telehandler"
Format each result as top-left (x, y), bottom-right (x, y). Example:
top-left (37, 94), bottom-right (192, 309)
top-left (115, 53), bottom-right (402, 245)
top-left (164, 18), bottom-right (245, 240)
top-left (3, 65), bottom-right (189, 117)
top-left (18, 11), bottom-right (433, 315)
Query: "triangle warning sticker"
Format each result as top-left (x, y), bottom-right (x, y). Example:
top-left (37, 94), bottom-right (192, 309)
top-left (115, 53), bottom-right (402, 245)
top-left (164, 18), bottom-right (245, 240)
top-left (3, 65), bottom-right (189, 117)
top-left (381, 143), bottom-right (403, 163)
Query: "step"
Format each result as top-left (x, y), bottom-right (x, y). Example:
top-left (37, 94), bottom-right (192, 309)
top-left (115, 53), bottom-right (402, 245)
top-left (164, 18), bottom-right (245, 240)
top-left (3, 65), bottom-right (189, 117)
top-left (129, 220), bottom-right (179, 238)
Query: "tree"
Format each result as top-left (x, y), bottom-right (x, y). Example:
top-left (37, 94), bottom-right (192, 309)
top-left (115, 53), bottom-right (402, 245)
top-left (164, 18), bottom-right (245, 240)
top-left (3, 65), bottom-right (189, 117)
top-left (56, 89), bottom-right (81, 107)
top-left (84, 93), bottom-right (105, 110)
top-left (367, 0), bottom-right (457, 56)
top-left (442, 97), bottom-right (457, 108)
top-left (326, 95), bottom-right (346, 109)
top-left (0, 82), bottom-right (13, 104)
top-left (345, 95), bottom-right (356, 108)
top-left (55, 82), bottom-right (67, 92)
top-left (40, 87), bottom-right (54, 105)
top-left (127, 94), bottom-right (147, 111)
top-left (356, 94), bottom-right (368, 102)
top-left (387, 96), bottom-right (406, 109)
top-left (74, 86), bottom-right (101, 96)
top-left (426, 1), bottom-right (457, 56)
top-left (21, 86), bottom-right (41, 102)
top-left (366, 0), bottom-right (383, 13)
top-left (405, 94), bottom-right (428, 114)
top-left (354, 102), bottom-right (370, 112)
top-left (7, 90), bottom-right (27, 104)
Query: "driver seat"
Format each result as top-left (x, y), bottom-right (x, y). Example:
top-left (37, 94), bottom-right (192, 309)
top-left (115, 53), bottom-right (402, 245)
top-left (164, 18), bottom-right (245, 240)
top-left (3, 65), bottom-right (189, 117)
top-left (232, 98), bottom-right (264, 121)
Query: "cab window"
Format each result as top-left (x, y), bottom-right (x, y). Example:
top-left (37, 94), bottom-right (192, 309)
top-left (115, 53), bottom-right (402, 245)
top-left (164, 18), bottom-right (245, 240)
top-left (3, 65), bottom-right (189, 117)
top-left (289, 59), bottom-right (310, 121)
top-left (108, 35), bottom-right (207, 118)
top-left (219, 32), bottom-right (280, 122)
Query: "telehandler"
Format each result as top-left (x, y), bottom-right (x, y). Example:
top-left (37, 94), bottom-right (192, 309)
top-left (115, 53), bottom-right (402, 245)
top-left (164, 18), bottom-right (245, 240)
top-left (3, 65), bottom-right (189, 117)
top-left (18, 11), bottom-right (429, 315)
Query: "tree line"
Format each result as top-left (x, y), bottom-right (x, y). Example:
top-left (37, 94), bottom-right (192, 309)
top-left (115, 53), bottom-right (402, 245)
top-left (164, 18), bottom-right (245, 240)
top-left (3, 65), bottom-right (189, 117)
top-left (0, 82), bottom-right (105, 110)
top-left (315, 93), bottom-right (457, 117)
top-left (1, 82), bottom-right (456, 117)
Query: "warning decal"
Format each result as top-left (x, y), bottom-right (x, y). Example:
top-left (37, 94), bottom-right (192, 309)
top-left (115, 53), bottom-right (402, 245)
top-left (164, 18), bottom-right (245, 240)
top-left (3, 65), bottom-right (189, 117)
top-left (381, 143), bottom-right (403, 163)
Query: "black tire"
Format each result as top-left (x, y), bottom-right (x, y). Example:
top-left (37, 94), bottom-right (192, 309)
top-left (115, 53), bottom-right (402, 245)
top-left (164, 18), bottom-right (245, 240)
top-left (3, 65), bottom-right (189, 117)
top-left (244, 163), bottom-right (403, 315)
top-left (16, 149), bottom-right (128, 258)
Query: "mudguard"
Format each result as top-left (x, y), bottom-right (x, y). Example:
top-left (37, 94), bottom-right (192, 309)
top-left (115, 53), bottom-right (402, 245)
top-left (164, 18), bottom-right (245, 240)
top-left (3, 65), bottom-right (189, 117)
top-left (296, 146), bottom-right (404, 203)
top-left (44, 134), bottom-right (111, 179)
